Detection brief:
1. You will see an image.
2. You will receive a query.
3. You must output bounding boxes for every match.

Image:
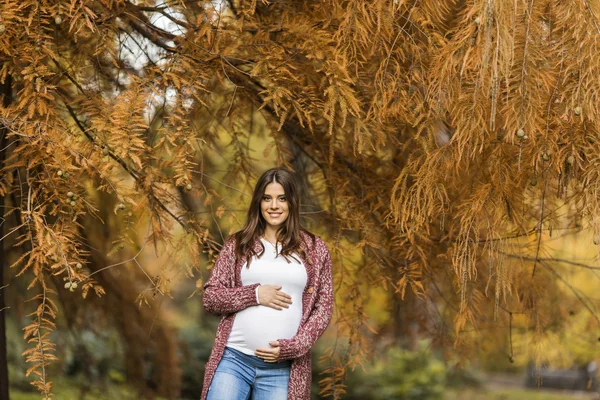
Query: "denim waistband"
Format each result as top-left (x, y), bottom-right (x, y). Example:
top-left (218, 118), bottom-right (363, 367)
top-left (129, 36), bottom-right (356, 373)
top-left (224, 346), bottom-right (292, 369)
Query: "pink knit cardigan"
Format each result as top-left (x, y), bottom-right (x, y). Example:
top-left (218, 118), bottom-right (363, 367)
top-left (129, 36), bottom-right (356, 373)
top-left (201, 231), bottom-right (334, 400)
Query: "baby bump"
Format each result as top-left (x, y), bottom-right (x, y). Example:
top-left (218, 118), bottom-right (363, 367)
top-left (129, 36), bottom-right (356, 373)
top-left (236, 305), bottom-right (302, 351)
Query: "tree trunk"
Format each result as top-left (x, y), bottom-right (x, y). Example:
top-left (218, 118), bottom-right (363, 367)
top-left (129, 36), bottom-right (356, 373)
top-left (0, 184), bottom-right (9, 400)
top-left (0, 74), bottom-right (13, 400)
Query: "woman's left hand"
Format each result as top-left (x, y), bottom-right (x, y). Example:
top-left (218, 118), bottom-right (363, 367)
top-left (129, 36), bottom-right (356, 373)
top-left (255, 341), bottom-right (280, 362)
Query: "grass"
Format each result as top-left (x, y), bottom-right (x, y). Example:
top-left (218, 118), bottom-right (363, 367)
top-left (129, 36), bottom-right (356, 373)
top-left (12, 386), bottom-right (595, 400)
top-left (10, 377), bottom-right (149, 400)
top-left (11, 378), bottom-right (597, 400)
top-left (446, 387), bottom-right (599, 400)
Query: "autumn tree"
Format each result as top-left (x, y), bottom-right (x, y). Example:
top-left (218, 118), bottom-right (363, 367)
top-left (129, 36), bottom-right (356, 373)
top-left (2, 0), bottom-right (600, 398)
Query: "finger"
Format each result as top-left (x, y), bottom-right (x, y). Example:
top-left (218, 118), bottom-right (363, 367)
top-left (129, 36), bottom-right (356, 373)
top-left (256, 348), bottom-right (278, 356)
top-left (269, 303), bottom-right (283, 310)
top-left (276, 294), bottom-right (293, 303)
top-left (276, 300), bottom-right (289, 308)
top-left (257, 349), bottom-right (278, 356)
top-left (275, 298), bottom-right (292, 307)
top-left (277, 292), bottom-right (292, 300)
top-left (256, 353), bottom-right (273, 359)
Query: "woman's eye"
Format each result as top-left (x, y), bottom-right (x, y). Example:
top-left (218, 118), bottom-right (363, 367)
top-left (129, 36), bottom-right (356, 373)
top-left (279, 197), bottom-right (286, 201)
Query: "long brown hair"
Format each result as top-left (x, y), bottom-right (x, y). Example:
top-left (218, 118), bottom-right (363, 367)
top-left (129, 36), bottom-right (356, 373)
top-left (234, 168), bottom-right (313, 267)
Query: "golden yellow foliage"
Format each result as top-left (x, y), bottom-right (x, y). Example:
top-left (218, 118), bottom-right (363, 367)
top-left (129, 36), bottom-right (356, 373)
top-left (2, 0), bottom-right (600, 397)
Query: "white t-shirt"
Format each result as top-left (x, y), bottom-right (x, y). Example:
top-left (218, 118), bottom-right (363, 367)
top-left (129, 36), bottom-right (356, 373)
top-left (225, 238), bottom-right (307, 355)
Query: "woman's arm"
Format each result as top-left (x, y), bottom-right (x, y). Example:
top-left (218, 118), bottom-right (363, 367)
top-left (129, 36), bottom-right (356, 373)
top-left (276, 242), bottom-right (334, 361)
top-left (202, 237), bottom-right (260, 316)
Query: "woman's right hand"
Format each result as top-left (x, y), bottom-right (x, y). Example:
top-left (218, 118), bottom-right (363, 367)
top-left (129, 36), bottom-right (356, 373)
top-left (258, 285), bottom-right (292, 310)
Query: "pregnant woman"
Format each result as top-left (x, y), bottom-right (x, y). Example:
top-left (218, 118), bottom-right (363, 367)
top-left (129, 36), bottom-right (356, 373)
top-left (201, 168), bottom-right (334, 400)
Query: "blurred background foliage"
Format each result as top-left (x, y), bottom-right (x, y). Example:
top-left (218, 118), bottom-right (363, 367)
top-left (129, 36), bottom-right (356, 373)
top-left (2, 0), bottom-right (600, 399)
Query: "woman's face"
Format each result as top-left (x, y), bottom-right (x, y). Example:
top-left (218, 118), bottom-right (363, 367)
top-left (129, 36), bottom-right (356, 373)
top-left (261, 182), bottom-right (289, 230)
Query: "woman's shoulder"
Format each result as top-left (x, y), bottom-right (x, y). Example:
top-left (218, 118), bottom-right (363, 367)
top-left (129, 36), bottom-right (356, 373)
top-left (300, 230), bottom-right (330, 255)
top-left (224, 233), bottom-right (238, 244)
top-left (220, 234), bottom-right (239, 253)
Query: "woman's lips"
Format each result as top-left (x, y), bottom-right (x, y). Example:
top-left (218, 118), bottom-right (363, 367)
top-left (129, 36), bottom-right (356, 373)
top-left (268, 212), bottom-right (282, 217)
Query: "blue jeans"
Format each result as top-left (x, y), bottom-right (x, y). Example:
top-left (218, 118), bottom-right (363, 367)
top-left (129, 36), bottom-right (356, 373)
top-left (206, 346), bottom-right (292, 400)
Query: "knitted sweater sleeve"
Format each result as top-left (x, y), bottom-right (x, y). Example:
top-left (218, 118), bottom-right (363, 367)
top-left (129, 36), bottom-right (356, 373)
top-left (276, 241), bottom-right (334, 361)
top-left (202, 237), bottom-right (260, 316)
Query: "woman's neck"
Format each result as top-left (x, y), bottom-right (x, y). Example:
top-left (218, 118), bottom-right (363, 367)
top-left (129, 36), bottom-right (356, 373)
top-left (262, 226), bottom-right (279, 244)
